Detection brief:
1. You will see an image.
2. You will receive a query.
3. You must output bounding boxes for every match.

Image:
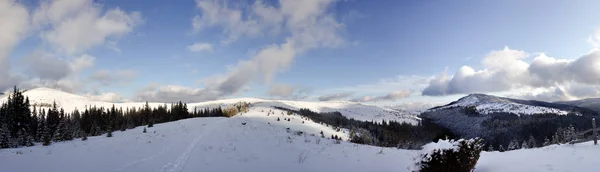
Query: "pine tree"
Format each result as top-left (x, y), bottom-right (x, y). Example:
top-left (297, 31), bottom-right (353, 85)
top-left (42, 125), bottom-right (51, 146)
top-left (107, 129), bottom-right (113, 137)
top-left (521, 141), bottom-right (529, 149)
top-left (0, 124), bottom-right (10, 148)
top-left (543, 137), bottom-right (551, 146)
top-left (507, 140), bottom-right (515, 150)
top-left (35, 114), bottom-right (45, 142)
top-left (499, 145), bottom-right (505, 152)
top-left (487, 144), bottom-right (494, 152)
top-left (54, 118), bottom-right (68, 142)
top-left (528, 135), bottom-right (537, 148)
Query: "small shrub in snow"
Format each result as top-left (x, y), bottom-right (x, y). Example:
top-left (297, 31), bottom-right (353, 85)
top-left (143, 127), bottom-right (147, 133)
top-left (412, 138), bottom-right (484, 172)
top-left (487, 144), bottom-right (494, 152)
top-left (298, 151), bottom-right (308, 163)
top-left (107, 130), bottom-right (113, 137)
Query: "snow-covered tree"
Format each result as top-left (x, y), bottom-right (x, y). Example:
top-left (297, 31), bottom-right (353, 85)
top-left (521, 141), bottom-right (529, 149)
top-left (528, 135), bottom-right (537, 148)
top-left (413, 138), bottom-right (484, 172)
top-left (543, 137), bottom-right (551, 146)
top-left (508, 140), bottom-right (517, 150)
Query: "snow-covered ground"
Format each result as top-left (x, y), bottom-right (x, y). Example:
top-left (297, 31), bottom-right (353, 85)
top-left (0, 104), bottom-right (598, 171)
top-left (0, 87), bottom-right (418, 124)
top-left (476, 142), bottom-right (600, 171)
top-left (431, 94), bottom-right (570, 116)
top-left (0, 106), bottom-right (416, 172)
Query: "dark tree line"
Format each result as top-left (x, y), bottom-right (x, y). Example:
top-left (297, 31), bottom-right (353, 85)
top-left (481, 112), bottom-right (598, 150)
top-left (0, 87), bottom-right (231, 149)
top-left (274, 107), bottom-right (454, 149)
top-left (423, 105), bottom-right (600, 151)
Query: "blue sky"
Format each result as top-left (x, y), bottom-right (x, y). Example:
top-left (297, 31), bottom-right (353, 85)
top-left (3, 0), bottom-right (600, 109)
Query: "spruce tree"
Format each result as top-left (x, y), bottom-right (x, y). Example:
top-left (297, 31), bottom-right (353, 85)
top-left (528, 135), bottom-right (537, 148)
top-left (521, 141), bottom-right (529, 149)
top-left (42, 125), bottom-right (51, 146)
top-left (0, 124), bottom-right (10, 148)
top-left (543, 137), bottom-right (551, 146)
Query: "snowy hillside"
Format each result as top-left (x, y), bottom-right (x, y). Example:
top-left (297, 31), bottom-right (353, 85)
top-left (0, 106), bottom-right (416, 172)
top-left (0, 87), bottom-right (418, 124)
top-left (1, 105), bottom-right (599, 171)
top-left (429, 94), bottom-right (570, 116)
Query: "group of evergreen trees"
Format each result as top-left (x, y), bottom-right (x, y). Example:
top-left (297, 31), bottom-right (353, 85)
top-left (0, 87), bottom-right (232, 149)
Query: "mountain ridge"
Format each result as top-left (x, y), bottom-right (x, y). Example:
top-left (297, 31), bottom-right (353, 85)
top-left (0, 87), bottom-right (418, 124)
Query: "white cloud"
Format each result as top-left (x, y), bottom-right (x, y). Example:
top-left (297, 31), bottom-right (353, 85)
top-left (423, 47), bottom-right (532, 96)
top-left (0, 0), bottom-right (141, 94)
top-left (193, 0), bottom-right (345, 100)
top-left (193, 0), bottom-right (263, 44)
top-left (266, 84), bottom-right (310, 100)
top-left (385, 102), bottom-right (437, 112)
top-left (69, 54), bottom-right (96, 73)
top-left (133, 84), bottom-right (221, 103)
top-left (187, 42), bottom-right (214, 52)
top-left (85, 92), bottom-right (125, 102)
top-left (20, 78), bottom-right (83, 93)
top-left (351, 90), bottom-right (411, 102)
top-left (90, 69), bottom-right (138, 86)
top-left (23, 50), bottom-right (73, 80)
top-left (0, 0), bottom-right (29, 91)
top-left (589, 27), bottom-right (600, 50)
top-left (34, 0), bottom-right (142, 55)
top-left (22, 51), bottom-right (95, 81)
top-left (423, 46), bottom-right (600, 101)
top-left (317, 92), bottom-right (354, 101)
top-left (268, 84), bottom-right (297, 97)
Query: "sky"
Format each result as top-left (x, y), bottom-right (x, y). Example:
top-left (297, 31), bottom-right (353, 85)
top-left (2, 0), bottom-right (600, 110)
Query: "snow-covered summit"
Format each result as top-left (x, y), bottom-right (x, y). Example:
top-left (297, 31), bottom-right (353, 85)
top-left (429, 93), bottom-right (570, 116)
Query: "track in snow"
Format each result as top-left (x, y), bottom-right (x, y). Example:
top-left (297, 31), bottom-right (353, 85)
top-left (161, 118), bottom-right (226, 172)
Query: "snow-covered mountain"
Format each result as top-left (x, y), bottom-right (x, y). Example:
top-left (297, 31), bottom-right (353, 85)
top-left (555, 98), bottom-right (600, 114)
top-left (0, 87), bottom-right (418, 124)
top-left (428, 94), bottom-right (571, 116)
top-left (421, 93), bottom-right (597, 143)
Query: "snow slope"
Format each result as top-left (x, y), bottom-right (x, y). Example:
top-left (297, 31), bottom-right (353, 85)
top-left (430, 94), bottom-right (570, 116)
top-left (1, 104), bottom-right (599, 172)
top-left (0, 87), bottom-right (418, 124)
top-left (476, 142), bottom-right (600, 171)
top-left (0, 106), bottom-right (417, 172)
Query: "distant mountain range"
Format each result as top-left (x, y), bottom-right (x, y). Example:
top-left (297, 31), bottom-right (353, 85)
top-left (0, 87), bottom-right (419, 124)
top-left (555, 98), bottom-right (600, 114)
